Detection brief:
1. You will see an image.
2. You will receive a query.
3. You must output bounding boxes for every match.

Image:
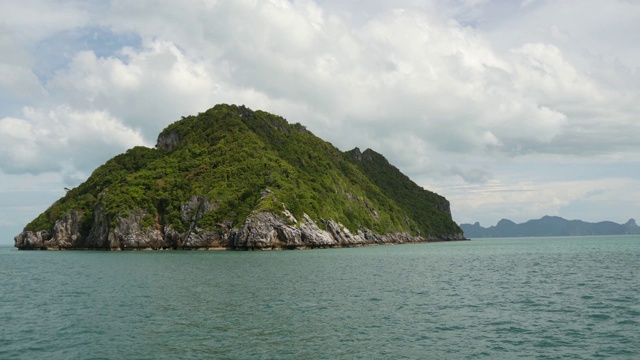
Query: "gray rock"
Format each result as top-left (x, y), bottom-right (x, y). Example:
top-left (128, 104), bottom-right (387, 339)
top-left (14, 201), bottom-right (467, 251)
top-left (112, 211), bottom-right (165, 250)
top-left (14, 230), bottom-right (50, 250)
top-left (299, 214), bottom-right (336, 247)
top-left (51, 211), bottom-right (84, 249)
top-left (181, 195), bottom-right (216, 223)
top-left (86, 204), bottom-right (114, 249)
top-left (232, 212), bottom-right (300, 249)
top-left (326, 220), bottom-right (365, 245)
top-left (156, 131), bottom-right (180, 151)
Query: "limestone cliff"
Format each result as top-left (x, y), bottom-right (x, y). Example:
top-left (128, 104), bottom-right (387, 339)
top-left (15, 197), bottom-right (465, 250)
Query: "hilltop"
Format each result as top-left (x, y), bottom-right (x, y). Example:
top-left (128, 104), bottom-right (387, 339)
top-left (15, 104), bottom-right (465, 250)
top-left (461, 216), bottom-right (640, 238)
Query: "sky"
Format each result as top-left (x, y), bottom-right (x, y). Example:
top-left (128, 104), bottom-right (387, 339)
top-left (1, 0), bottom-right (640, 244)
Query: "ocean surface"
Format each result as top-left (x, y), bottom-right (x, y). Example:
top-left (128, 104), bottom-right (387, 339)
top-left (1, 236), bottom-right (639, 359)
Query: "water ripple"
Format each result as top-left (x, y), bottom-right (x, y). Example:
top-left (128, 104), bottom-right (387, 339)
top-left (1, 236), bottom-right (639, 359)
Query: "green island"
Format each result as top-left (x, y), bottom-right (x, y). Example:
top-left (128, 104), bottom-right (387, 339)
top-left (15, 104), bottom-right (465, 250)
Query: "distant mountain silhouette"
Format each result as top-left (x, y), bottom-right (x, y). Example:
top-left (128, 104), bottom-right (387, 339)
top-left (460, 216), bottom-right (640, 238)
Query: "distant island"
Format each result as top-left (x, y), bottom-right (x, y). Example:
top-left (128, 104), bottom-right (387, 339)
top-left (15, 104), bottom-right (465, 250)
top-left (460, 216), bottom-right (640, 238)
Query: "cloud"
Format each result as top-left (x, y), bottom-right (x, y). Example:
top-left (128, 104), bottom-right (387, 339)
top-left (0, 105), bottom-right (145, 175)
top-left (10, 0), bottom-right (635, 166)
top-left (448, 166), bottom-right (494, 184)
top-left (2, 0), bottom-right (640, 242)
top-left (46, 39), bottom-right (221, 139)
top-left (0, 0), bottom-right (90, 42)
top-left (0, 26), bottom-right (47, 113)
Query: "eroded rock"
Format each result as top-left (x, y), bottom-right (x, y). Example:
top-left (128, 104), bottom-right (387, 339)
top-left (14, 204), bottom-right (466, 251)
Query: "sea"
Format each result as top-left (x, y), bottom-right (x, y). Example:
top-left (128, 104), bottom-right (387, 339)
top-left (1, 236), bottom-right (638, 359)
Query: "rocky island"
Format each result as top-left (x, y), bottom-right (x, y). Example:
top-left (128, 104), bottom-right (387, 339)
top-left (15, 104), bottom-right (465, 250)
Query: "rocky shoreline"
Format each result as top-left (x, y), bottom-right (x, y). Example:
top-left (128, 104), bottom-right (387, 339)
top-left (15, 200), bottom-right (466, 250)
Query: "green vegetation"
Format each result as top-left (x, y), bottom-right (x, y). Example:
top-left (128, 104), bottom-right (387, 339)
top-left (24, 104), bottom-right (462, 238)
top-left (346, 148), bottom-right (461, 236)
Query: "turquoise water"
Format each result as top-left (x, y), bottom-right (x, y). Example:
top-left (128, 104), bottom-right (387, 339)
top-left (1, 236), bottom-right (639, 359)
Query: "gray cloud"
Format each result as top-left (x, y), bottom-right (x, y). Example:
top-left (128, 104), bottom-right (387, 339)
top-left (449, 166), bottom-right (494, 184)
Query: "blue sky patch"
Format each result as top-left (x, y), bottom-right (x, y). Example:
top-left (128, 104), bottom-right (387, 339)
top-left (32, 26), bottom-right (142, 82)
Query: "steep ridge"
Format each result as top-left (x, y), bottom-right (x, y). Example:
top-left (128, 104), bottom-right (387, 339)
top-left (15, 104), bottom-right (465, 250)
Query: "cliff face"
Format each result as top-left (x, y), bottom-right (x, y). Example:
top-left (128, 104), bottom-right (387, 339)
top-left (16, 104), bottom-right (465, 250)
top-left (15, 200), bottom-right (464, 250)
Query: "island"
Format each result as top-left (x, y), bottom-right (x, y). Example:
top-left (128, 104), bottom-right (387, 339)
top-left (460, 216), bottom-right (640, 238)
top-left (15, 104), bottom-right (466, 250)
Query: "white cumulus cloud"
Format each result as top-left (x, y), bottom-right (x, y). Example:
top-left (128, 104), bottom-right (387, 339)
top-left (0, 105), bottom-right (145, 175)
top-left (2, 0), bottom-right (640, 243)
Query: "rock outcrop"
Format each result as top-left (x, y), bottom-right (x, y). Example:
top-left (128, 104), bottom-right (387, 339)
top-left (15, 203), bottom-right (465, 250)
top-left (156, 130), bottom-right (180, 151)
